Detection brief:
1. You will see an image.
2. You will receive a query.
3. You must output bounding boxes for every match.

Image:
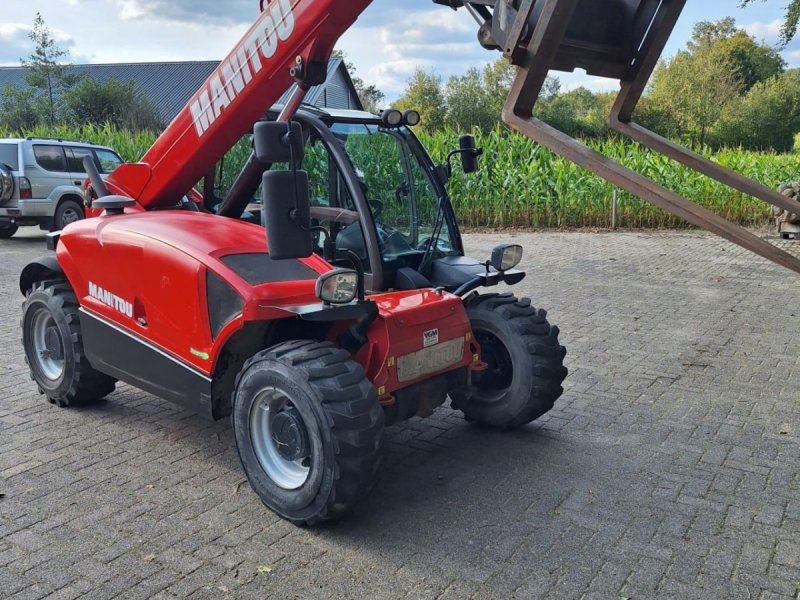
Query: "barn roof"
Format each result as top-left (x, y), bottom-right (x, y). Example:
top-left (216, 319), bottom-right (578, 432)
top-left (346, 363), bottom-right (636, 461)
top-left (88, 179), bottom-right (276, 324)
top-left (0, 56), bottom-right (362, 125)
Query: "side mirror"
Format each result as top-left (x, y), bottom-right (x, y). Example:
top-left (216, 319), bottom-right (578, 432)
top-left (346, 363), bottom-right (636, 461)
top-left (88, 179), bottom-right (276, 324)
top-left (442, 135), bottom-right (484, 179)
top-left (459, 134), bottom-right (482, 174)
top-left (262, 169), bottom-right (312, 260)
top-left (490, 243), bottom-right (523, 272)
top-left (255, 120), bottom-right (312, 259)
top-left (253, 121), bottom-right (304, 164)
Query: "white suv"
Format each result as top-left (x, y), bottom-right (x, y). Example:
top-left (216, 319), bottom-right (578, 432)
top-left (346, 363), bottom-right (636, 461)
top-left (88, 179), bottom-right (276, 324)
top-left (0, 138), bottom-right (123, 238)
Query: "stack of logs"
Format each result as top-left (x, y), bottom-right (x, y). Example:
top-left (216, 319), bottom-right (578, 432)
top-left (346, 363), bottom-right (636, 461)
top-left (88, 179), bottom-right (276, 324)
top-left (773, 182), bottom-right (800, 238)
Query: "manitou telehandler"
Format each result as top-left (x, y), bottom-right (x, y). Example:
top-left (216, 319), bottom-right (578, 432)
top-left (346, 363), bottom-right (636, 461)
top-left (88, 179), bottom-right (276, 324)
top-left (19, 0), bottom-right (800, 524)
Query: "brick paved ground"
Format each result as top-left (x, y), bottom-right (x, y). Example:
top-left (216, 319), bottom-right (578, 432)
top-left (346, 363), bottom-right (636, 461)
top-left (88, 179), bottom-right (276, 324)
top-left (1, 228), bottom-right (799, 599)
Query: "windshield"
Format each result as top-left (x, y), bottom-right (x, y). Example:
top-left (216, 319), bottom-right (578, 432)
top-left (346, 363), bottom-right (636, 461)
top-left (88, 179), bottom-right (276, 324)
top-left (329, 123), bottom-right (457, 262)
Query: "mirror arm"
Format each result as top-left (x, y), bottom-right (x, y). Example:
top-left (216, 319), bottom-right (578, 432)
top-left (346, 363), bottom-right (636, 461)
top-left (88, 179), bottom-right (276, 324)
top-left (445, 147), bottom-right (484, 173)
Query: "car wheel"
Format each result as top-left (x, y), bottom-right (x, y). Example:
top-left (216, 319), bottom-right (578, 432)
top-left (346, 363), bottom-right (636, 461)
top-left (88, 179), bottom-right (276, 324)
top-left (0, 223), bottom-right (18, 238)
top-left (54, 199), bottom-right (84, 230)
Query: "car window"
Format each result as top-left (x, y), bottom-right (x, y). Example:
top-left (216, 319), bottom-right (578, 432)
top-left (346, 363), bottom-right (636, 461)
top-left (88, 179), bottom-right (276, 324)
top-left (0, 144), bottom-right (19, 170)
top-left (67, 147), bottom-right (97, 173)
top-left (95, 149), bottom-right (123, 173)
top-left (33, 145), bottom-right (67, 172)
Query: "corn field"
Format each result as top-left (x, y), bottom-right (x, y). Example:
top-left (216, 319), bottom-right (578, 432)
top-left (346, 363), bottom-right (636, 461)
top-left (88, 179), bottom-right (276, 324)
top-left (2, 123), bottom-right (796, 228)
top-left (420, 128), bottom-right (799, 228)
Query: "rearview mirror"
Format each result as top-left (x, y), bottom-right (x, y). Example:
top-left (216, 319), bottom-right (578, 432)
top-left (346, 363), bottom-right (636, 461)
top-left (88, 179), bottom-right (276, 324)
top-left (490, 244), bottom-right (523, 272)
top-left (441, 134), bottom-right (484, 181)
top-left (254, 121), bottom-right (304, 164)
top-left (459, 134), bottom-right (481, 174)
top-left (262, 170), bottom-right (312, 260)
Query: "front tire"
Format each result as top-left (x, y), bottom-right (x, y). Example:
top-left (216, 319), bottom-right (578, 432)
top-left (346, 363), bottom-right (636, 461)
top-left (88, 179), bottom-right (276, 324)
top-left (452, 293), bottom-right (567, 429)
top-left (232, 340), bottom-right (384, 525)
top-left (0, 223), bottom-right (18, 238)
top-left (22, 281), bottom-right (117, 406)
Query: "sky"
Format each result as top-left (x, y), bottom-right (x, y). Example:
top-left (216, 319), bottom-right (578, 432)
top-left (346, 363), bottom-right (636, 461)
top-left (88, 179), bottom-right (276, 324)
top-left (1, 0), bottom-right (799, 101)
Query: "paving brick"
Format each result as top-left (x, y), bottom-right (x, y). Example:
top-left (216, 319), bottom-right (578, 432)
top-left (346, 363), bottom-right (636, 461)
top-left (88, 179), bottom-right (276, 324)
top-left (2, 230), bottom-right (800, 598)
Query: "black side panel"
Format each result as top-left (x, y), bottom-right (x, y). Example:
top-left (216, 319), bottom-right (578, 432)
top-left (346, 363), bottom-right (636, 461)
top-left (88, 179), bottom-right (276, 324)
top-left (207, 270), bottom-right (243, 340)
top-left (80, 310), bottom-right (214, 419)
top-left (220, 253), bottom-right (318, 285)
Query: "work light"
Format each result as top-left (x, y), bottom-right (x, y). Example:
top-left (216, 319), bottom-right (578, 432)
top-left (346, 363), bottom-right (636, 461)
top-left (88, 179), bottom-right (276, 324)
top-left (316, 269), bottom-right (359, 305)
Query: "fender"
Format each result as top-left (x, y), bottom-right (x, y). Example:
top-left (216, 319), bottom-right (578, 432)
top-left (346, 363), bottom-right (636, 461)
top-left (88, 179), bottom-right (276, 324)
top-left (48, 186), bottom-right (83, 204)
top-left (20, 255), bottom-right (64, 295)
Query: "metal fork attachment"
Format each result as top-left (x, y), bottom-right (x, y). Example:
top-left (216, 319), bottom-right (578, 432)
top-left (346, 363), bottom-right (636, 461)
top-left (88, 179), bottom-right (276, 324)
top-left (453, 0), bottom-right (800, 274)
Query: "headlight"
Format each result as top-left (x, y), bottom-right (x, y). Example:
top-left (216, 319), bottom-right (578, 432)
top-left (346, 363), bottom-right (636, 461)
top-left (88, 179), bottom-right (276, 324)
top-left (316, 269), bottom-right (359, 305)
top-left (490, 244), bottom-right (523, 272)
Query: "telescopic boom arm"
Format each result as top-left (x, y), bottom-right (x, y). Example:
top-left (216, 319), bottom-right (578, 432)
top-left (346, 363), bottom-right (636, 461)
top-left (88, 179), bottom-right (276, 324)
top-left (104, 0), bottom-right (374, 209)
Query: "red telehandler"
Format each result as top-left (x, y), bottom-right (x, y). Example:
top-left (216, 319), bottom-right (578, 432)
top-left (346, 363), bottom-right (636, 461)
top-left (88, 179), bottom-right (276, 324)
top-left (19, 0), bottom-right (800, 524)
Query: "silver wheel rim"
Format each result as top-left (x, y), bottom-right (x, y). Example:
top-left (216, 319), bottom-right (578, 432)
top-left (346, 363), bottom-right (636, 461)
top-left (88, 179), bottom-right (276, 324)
top-left (31, 307), bottom-right (65, 381)
top-left (61, 208), bottom-right (81, 226)
top-left (249, 387), bottom-right (311, 490)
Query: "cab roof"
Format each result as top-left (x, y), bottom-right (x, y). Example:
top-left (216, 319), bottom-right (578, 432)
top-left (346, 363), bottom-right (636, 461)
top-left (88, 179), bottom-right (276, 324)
top-left (269, 103), bottom-right (381, 123)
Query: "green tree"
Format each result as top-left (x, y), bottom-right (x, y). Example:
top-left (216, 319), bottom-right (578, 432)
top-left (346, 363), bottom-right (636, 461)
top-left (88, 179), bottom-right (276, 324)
top-left (535, 86), bottom-right (606, 137)
top-left (648, 46), bottom-right (742, 146)
top-left (634, 96), bottom-right (682, 140)
top-left (444, 59), bottom-right (518, 132)
top-left (740, 0), bottom-right (800, 44)
top-left (646, 17), bottom-right (790, 146)
top-left (483, 58), bottom-right (517, 117)
top-left (690, 18), bottom-right (785, 90)
top-left (0, 86), bottom-right (39, 131)
top-left (395, 68), bottom-right (446, 131)
top-left (62, 77), bottom-right (163, 131)
top-left (21, 13), bottom-right (80, 124)
top-left (540, 76), bottom-right (562, 100)
top-left (714, 69), bottom-right (800, 151)
top-left (445, 67), bottom-right (495, 131)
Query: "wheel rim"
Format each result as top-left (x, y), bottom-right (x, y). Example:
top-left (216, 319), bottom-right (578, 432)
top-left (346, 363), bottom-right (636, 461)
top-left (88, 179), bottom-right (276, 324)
top-left (249, 387), bottom-right (311, 490)
top-left (30, 307), bottom-right (65, 381)
top-left (61, 207), bottom-right (81, 226)
top-left (474, 329), bottom-right (514, 399)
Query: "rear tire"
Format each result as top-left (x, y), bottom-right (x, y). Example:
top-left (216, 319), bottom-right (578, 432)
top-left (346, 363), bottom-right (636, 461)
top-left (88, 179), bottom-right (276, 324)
top-left (0, 223), bottom-right (18, 238)
top-left (22, 281), bottom-right (117, 406)
top-left (452, 293), bottom-right (567, 429)
top-left (232, 340), bottom-right (384, 525)
top-left (54, 199), bottom-right (84, 231)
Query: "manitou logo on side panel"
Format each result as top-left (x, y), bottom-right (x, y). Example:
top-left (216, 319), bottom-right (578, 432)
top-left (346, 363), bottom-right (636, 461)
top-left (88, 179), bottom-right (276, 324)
top-left (190, 0), bottom-right (295, 137)
top-left (88, 282), bottom-right (133, 318)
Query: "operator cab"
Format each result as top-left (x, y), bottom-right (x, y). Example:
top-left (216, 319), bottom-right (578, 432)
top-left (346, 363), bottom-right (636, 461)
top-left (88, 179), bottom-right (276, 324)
top-left (305, 108), bottom-right (463, 291)
top-left (208, 105), bottom-right (482, 294)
